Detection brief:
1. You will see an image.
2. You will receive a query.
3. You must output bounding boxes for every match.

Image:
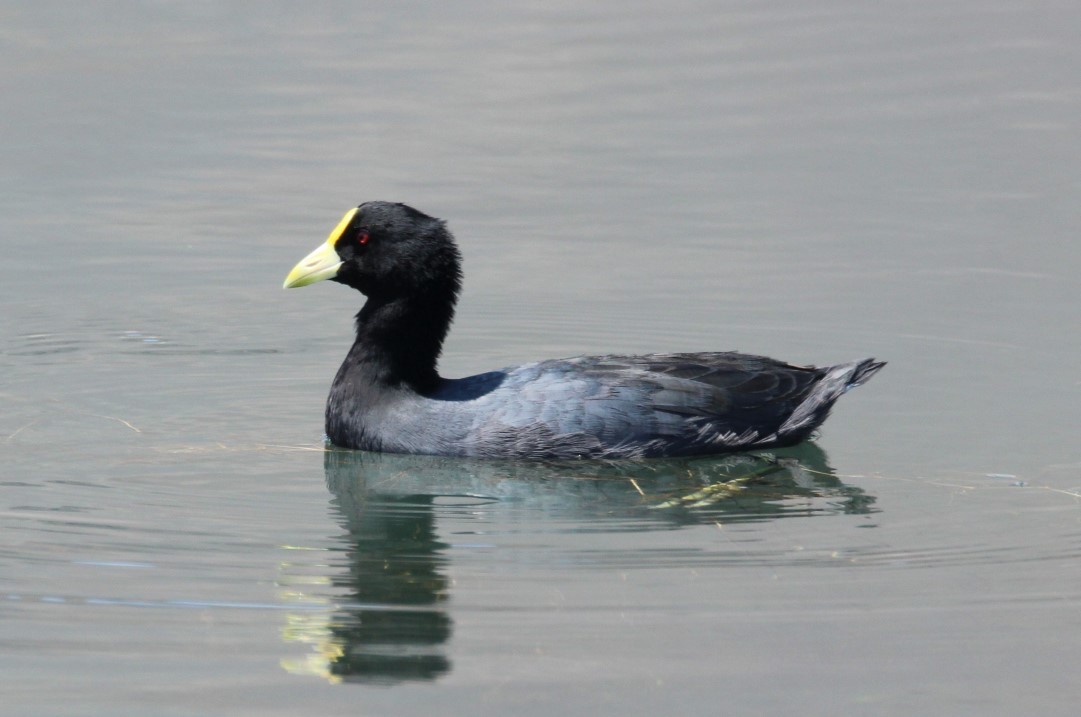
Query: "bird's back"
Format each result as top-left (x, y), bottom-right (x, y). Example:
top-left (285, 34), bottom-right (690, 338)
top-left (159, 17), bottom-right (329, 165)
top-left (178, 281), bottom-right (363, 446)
top-left (402, 352), bottom-right (885, 459)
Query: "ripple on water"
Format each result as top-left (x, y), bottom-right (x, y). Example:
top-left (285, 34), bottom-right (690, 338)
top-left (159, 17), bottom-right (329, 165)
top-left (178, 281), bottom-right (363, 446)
top-left (5, 332), bottom-right (84, 357)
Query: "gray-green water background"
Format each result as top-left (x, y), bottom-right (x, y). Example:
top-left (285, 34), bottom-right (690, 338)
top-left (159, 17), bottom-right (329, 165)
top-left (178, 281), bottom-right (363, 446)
top-left (3, 2), bottom-right (1080, 715)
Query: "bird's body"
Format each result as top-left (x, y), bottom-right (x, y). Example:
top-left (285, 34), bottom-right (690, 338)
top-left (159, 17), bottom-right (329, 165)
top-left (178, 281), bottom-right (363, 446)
top-left (285, 202), bottom-right (884, 460)
top-left (328, 350), bottom-right (883, 460)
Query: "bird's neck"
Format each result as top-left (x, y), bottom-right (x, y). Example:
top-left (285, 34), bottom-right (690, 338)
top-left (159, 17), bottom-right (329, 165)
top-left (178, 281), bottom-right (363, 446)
top-left (345, 291), bottom-right (454, 393)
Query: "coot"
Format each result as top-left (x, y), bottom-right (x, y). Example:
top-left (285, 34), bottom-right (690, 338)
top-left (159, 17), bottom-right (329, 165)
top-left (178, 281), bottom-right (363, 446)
top-left (284, 202), bottom-right (883, 459)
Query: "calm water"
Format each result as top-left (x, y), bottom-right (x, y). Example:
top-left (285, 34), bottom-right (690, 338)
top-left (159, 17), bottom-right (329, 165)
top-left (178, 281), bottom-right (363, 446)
top-left (4, 2), bottom-right (1081, 715)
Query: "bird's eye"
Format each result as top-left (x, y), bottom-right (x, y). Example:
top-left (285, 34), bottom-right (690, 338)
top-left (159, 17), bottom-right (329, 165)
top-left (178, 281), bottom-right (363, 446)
top-left (357, 230), bottom-right (371, 246)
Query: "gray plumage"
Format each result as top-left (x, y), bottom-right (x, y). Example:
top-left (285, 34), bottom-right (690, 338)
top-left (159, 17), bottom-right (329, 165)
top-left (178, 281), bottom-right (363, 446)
top-left (327, 351), bottom-right (884, 459)
top-left (286, 201), bottom-right (885, 460)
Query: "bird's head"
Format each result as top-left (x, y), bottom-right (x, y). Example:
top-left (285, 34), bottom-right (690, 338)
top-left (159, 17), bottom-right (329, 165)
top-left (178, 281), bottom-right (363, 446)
top-left (283, 201), bottom-right (461, 299)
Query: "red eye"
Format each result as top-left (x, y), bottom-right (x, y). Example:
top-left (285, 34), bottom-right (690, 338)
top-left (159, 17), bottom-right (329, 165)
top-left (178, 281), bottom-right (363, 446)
top-left (358, 231), bottom-right (371, 246)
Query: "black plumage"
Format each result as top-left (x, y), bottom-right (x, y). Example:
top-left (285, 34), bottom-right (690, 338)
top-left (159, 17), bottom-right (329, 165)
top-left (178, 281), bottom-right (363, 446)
top-left (284, 202), bottom-right (884, 460)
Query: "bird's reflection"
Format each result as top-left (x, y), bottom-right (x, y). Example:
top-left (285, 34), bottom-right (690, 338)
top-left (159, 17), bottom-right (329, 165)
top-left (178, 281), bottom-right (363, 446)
top-left (282, 444), bottom-right (875, 683)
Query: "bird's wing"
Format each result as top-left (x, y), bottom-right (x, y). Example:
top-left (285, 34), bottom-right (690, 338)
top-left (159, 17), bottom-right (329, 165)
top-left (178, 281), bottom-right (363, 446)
top-left (443, 353), bottom-right (824, 458)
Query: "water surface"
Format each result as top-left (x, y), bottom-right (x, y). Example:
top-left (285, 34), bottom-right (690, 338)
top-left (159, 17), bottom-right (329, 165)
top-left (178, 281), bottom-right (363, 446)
top-left (3, 2), bottom-right (1081, 715)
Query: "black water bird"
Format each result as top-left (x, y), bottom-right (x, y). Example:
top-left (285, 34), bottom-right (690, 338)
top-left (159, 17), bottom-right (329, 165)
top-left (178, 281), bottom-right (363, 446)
top-left (284, 202), bottom-right (884, 459)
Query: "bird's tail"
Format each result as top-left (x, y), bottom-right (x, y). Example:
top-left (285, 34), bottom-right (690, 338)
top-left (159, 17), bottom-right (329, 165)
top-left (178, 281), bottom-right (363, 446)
top-left (844, 357), bottom-right (887, 391)
top-left (778, 357), bottom-right (885, 438)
